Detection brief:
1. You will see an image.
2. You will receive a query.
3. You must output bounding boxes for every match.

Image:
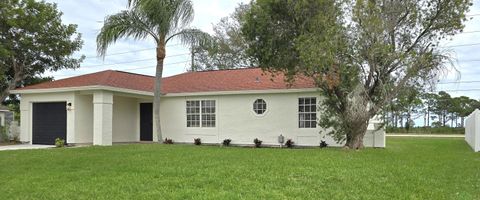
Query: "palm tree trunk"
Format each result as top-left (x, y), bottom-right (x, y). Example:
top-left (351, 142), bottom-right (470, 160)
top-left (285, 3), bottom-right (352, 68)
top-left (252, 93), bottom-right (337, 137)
top-left (154, 45), bottom-right (166, 142)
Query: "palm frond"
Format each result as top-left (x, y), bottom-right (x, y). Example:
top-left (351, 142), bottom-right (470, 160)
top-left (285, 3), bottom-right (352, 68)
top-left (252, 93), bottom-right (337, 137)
top-left (127, 0), bottom-right (194, 37)
top-left (166, 28), bottom-right (212, 47)
top-left (96, 10), bottom-right (158, 57)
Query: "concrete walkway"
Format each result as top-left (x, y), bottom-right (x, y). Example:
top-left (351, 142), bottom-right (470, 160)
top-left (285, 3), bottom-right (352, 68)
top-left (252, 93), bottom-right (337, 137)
top-left (0, 144), bottom-right (55, 151)
top-left (386, 134), bottom-right (464, 138)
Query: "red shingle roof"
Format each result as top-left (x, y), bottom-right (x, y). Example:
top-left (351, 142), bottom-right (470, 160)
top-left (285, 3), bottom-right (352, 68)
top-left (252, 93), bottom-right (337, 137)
top-left (17, 68), bottom-right (316, 94)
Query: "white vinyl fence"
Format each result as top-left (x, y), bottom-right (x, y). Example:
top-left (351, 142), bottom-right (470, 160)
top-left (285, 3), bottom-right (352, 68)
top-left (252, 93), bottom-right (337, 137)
top-left (465, 109), bottom-right (480, 152)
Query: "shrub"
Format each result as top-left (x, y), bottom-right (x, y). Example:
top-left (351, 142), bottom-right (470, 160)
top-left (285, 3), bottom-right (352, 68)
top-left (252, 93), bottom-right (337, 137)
top-left (320, 140), bottom-right (328, 148)
top-left (285, 139), bottom-right (294, 148)
top-left (194, 138), bottom-right (201, 145)
top-left (222, 139), bottom-right (232, 146)
top-left (253, 138), bottom-right (262, 148)
top-left (55, 138), bottom-right (65, 148)
top-left (0, 126), bottom-right (8, 143)
top-left (163, 138), bottom-right (174, 144)
top-left (8, 121), bottom-right (20, 142)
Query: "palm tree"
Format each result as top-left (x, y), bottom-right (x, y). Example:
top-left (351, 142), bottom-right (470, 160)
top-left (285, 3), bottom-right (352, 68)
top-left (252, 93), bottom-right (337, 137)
top-left (97, 0), bottom-right (210, 142)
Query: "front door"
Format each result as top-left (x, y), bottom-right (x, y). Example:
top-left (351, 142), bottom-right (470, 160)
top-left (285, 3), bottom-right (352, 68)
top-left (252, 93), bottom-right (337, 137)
top-left (140, 103), bottom-right (153, 141)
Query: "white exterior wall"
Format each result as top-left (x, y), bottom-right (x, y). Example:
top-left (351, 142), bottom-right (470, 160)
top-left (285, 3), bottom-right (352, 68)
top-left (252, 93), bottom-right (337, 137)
top-left (112, 96), bottom-right (139, 143)
top-left (19, 92), bottom-right (75, 144)
top-left (74, 94), bottom-right (93, 143)
top-left (465, 109), bottom-right (480, 152)
top-left (19, 91), bottom-right (143, 145)
top-left (160, 91), bottom-right (385, 147)
top-left (17, 89), bottom-right (385, 147)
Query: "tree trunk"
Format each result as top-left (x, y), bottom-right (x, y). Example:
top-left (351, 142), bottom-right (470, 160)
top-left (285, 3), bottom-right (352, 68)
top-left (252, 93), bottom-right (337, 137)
top-left (345, 120), bottom-right (368, 149)
top-left (427, 107), bottom-right (430, 127)
top-left (451, 114), bottom-right (454, 127)
top-left (1, 59), bottom-right (24, 102)
top-left (461, 117), bottom-right (465, 127)
top-left (394, 114), bottom-right (398, 128)
top-left (154, 45), bottom-right (166, 142)
top-left (400, 116), bottom-right (403, 128)
top-left (343, 88), bottom-right (370, 149)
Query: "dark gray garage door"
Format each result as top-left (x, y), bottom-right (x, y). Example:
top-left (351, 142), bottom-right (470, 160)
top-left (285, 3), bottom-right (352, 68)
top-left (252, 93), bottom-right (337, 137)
top-left (32, 102), bottom-right (67, 145)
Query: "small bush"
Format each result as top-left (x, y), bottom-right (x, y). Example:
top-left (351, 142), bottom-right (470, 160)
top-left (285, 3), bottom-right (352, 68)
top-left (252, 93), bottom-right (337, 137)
top-left (9, 121), bottom-right (20, 142)
top-left (253, 138), bottom-right (262, 148)
top-left (222, 139), bottom-right (232, 146)
top-left (0, 126), bottom-right (8, 143)
top-left (55, 138), bottom-right (65, 148)
top-left (285, 139), bottom-right (294, 148)
top-left (194, 138), bottom-right (201, 145)
top-left (163, 138), bottom-right (174, 144)
top-left (320, 140), bottom-right (328, 148)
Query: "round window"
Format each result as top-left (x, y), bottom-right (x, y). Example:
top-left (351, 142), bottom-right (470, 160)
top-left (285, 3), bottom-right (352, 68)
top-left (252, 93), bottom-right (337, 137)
top-left (253, 99), bottom-right (267, 115)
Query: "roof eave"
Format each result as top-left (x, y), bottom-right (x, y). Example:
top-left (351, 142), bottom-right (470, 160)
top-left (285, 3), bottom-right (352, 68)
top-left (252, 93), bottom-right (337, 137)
top-left (11, 85), bottom-right (154, 97)
top-left (163, 88), bottom-right (319, 97)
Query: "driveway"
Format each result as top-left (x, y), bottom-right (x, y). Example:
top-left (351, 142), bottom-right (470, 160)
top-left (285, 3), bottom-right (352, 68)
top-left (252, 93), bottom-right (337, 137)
top-left (0, 144), bottom-right (55, 151)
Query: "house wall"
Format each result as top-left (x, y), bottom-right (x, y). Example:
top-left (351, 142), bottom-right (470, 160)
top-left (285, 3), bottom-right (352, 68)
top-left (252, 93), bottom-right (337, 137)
top-left (160, 91), bottom-right (385, 147)
top-left (19, 92), bottom-right (76, 144)
top-left (74, 94), bottom-right (94, 143)
top-left (112, 96), bottom-right (139, 143)
top-left (18, 89), bottom-right (385, 147)
top-left (19, 90), bottom-right (145, 145)
top-left (465, 109), bottom-right (480, 152)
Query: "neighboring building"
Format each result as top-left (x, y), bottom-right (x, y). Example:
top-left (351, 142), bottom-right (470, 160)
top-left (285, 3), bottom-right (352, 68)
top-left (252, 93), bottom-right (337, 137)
top-left (0, 105), bottom-right (14, 127)
top-left (11, 68), bottom-right (385, 147)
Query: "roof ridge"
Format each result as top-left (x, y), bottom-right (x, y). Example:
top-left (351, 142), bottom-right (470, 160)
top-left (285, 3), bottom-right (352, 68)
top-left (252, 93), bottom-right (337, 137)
top-left (113, 70), bottom-right (155, 78)
top-left (193, 67), bottom-right (260, 73)
top-left (162, 67), bottom-right (261, 79)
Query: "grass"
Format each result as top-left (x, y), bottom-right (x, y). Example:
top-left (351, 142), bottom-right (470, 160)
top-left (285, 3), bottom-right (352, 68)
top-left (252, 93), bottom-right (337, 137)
top-left (0, 138), bottom-right (479, 200)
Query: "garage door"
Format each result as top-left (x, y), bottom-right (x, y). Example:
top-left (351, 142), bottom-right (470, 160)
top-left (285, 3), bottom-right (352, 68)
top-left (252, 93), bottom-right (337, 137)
top-left (32, 102), bottom-right (67, 145)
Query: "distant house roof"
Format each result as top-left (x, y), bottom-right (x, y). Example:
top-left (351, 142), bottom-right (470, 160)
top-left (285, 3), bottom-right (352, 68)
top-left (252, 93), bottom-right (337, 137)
top-left (16, 68), bottom-right (316, 94)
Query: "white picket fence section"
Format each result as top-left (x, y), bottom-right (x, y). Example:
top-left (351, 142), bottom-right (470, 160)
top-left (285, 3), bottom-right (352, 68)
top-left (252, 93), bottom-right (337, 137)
top-left (465, 109), bottom-right (480, 152)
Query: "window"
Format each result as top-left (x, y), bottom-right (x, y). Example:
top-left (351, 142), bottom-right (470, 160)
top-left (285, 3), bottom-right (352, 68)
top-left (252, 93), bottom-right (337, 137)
top-left (201, 100), bottom-right (216, 127)
top-left (253, 99), bottom-right (267, 115)
top-left (186, 101), bottom-right (200, 127)
top-left (299, 97), bottom-right (317, 128)
top-left (186, 100), bottom-right (215, 128)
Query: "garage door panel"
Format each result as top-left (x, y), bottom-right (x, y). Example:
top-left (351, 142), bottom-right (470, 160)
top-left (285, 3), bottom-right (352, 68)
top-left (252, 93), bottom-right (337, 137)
top-left (32, 102), bottom-right (67, 145)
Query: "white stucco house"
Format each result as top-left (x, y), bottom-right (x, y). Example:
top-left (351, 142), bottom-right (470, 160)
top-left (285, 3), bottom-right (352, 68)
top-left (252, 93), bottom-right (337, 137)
top-left (11, 68), bottom-right (385, 147)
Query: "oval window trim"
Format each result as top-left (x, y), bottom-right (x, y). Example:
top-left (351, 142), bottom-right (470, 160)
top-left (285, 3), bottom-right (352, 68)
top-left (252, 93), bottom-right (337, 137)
top-left (253, 99), bottom-right (267, 115)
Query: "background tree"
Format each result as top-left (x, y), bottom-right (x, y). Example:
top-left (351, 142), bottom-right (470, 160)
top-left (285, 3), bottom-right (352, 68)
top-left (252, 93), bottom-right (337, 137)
top-left (422, 93), bottom-right (438, 127)
top-left (97, 0), bottom-right (210, 141)
top-left (242, 0), bottom-right (472, 148)
top-left (0, 0), bottom-right (84, 102)
top-left (433, 91), bottom-right (452, 126)
top-left (192, 3), bottom-right (254, 71)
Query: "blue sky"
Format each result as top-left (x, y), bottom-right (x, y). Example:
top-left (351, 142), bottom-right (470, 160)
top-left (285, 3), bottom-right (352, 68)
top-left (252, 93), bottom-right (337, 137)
top-left (43, 0), bottom-right (250, 79)
top-left (44, 0), bottom-right (480, 100)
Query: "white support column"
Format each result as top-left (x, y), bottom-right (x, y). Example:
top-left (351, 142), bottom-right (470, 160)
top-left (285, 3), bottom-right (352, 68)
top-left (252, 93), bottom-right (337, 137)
top-left (93, 91), bottom-right (113, 146)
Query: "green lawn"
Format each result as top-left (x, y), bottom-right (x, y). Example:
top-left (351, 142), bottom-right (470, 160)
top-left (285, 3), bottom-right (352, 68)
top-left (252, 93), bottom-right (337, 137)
top-left (0, 138), bottom-right (479, 200)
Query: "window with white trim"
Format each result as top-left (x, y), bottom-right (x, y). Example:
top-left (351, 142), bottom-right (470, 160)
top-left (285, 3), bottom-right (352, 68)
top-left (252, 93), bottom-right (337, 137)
top-left (201, 100), bottom-right (216, 127)
top-left (253, 99), bottom-right (267, 115)
top-left (299, 97), bottom-right (317, 128)
top-left (186, 100), bottom-right (216, 128)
